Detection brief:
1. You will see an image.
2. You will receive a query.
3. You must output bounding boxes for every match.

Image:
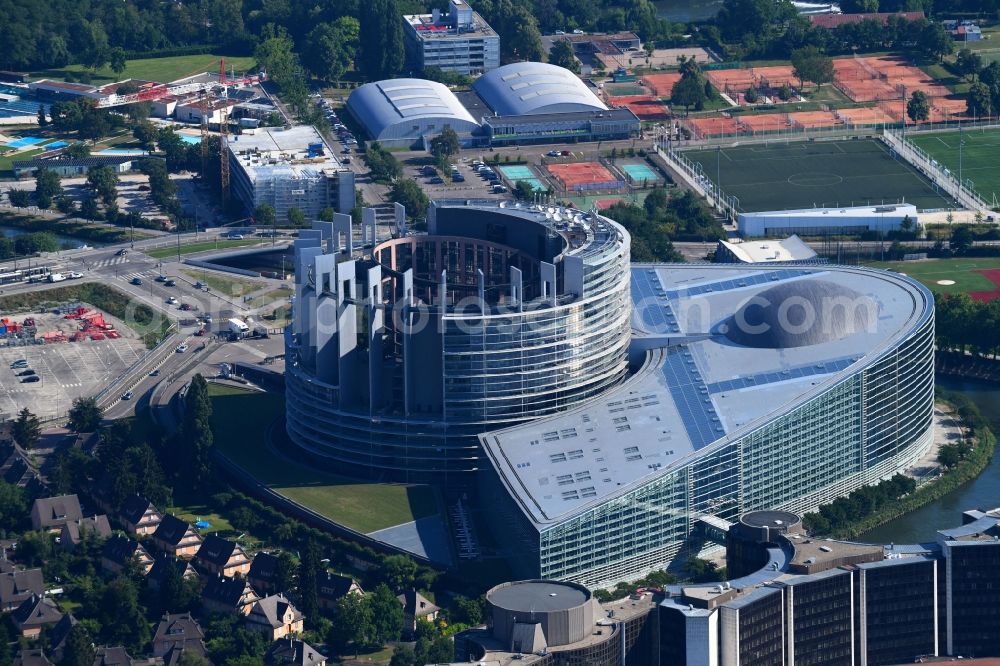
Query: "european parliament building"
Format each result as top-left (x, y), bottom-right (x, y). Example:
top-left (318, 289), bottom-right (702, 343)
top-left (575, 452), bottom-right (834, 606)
top-left (285, 200), bottom-right (935, 588)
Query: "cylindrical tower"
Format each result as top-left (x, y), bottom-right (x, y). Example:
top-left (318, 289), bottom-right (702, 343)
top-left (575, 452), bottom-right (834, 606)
top-left (284, 200), bottom-right (632, 482)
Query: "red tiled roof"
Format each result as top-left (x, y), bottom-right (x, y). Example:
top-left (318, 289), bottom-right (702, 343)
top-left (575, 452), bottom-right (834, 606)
top-left (808, 11), bottom-right (924, 29)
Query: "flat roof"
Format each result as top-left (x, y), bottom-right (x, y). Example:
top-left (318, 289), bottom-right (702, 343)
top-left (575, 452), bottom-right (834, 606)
top-left (488, 581), bottom-right (589, 612)
top-left (743, 204), bottom-right (918, 219)
top-left (403, 10), bottom-right (497, 38)
top-left (482, 108), bottom-right (639, 127)
top-left (228, 126), bottom-right (345, 182)
top-left (481, 264), bottom-right (932, 528)
top-left (719, 235), bottom-right (817, 263)
top-left (788, 537), bottom-right (882, 568)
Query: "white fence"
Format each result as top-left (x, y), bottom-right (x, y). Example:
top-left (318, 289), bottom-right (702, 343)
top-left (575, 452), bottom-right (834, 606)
top-left (882, 128), bottom-right (989, 213)
top-left (655, 141), bottom-right (741, 222)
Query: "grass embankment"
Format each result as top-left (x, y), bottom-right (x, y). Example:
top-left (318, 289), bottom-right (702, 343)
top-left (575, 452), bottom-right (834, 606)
top-left (0, 148), bottom-right (44, 176)
top-left (34, 54), bottom-right (256, 85)
top-left (0, 211), bottom-right (153, 245)
top-left (0, 282), bottom-right (172, 348)
top-left (146, 238), bottom-right (260, 259)
top-left (822, 391), bottom-right (995, 540)
top-left (207, 383), bottom-right (438, 534)
top-left (180, 269), bottom-right (259, 298)
top-left (865, 257), bottom-right (1000, 296)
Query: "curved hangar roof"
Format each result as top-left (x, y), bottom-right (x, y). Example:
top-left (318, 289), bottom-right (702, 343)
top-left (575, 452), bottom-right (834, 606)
top-left (347, 79), bottom-right (479, 140)
top-left (472, 62), bottom-right (609, 116)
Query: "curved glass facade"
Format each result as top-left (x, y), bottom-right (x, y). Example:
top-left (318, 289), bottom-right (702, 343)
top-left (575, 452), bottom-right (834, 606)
top-left (284, 202), bottom-right (632, 481)
top-left (525, 305), bottom-right (935, 589)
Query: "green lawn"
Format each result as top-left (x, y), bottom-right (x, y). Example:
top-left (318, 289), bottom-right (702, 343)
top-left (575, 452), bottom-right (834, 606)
top-left (864, 257), bottom-right (1000, 295)
top-left (34, 54), bottom-right (257, 86)
top-left (248, 287), bottom-right (292, 308)
top-left (180, 268), bottom-right (259, 297)
top-left (683, 139), bottom-right (956, 213)
top-left (0, 147), bottom-right (44, 176)
top-left (208, 384), bottom-right (439, 534)
top-left (908, 127), bottom-right (1000, 205)
top-left (146, 238), bottom-right (260, 259)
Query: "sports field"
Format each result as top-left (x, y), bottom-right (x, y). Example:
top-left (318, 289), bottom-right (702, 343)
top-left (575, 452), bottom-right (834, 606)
top-left (683, 139), bottom-right (956, 213)
top-left (908, 127), bottom-right (1000, 205)
top-left (867, 257), bottom-right (1000, 300)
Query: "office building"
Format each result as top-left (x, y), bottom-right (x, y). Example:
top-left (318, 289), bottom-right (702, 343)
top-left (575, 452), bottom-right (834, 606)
top-left (403, 0), bottom-right (499, 75)
top-left (228, 126), bottom-right (355, 222)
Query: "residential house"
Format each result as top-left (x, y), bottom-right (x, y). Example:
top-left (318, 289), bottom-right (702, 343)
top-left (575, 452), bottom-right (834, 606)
top-left (201, 576), bottom-right (259, 616)
top-left (193, 535), bottom-right (251, 578)
top-left (151, 515), bottom-right (203, 559)
top-left (247, 552), bottom-right (279, 594)
top-left (147, 555), bottom-right (199, 592)
top-left (60, 515), bottom-right (112, 551)
top-left (47, 614), bottom-right (78, 662)
top-left (151, 612), bottom-right (208, 658)
top-left (13, 648), bottom-right (52, 666)
top-left (245, 593), bottom-right (305, 640)
top-left (30, 495), bottom-right (83, 532)
top-left (118, 495), bottom-right (162, 536)
top-left (92, 647), bottom-right (134, 666)
top-left (0, 568), bottom-right (43, 611)
top-left (265, 639), bottom-right (327, 666)
top-left (11, 595), bottom-right (63, 638)
top-left (317, 572), bottom-right (364, 611)
top-left (100, 536), bottom-right (154, 576)
top-left (398, 590), bottom-right (439, 637)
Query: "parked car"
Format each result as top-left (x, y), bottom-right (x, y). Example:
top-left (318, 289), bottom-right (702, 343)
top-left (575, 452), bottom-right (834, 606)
top-left (166, 297), bottom-right (178, 305)
top-left (492, 184), bottom-right (509, 193)
top-left (429, 176), bottom-right (445, 184)
top-left (341, 147), bottom-right (351, 154)
top-left (561, 150), bottom-right (572, 156)
top-left (66, 271), bottom-right (83, 279)
top-left (227, 234), bottom-right (244, 240)
top-left (10, 360), bottom-right (27, 369)
top-left (193, 281), bottom-right (204, 289)
top-left (179, 303), bottom-right (192, 311)
top-left (131, 277), bottom-right (142, 286)
top-left (453, 174), bottom-right (465, 182)
top-left (175, 343), bottom-right (188, 353)
top-left (21, 376), bottom-right (40, 383)
top-left (149, 369), bottom-right (160, 377)
top-left (547, 150), bottom-right (561, 157)
top-left (121, 391), bottom-right (134, 400)
top-left (17, 369), bottom-right (35, 377)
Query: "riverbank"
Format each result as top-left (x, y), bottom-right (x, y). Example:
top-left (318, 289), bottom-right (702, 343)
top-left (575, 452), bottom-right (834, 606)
top-left (0, 210), bottom-right (152, 246)
top-left (812, 391), bottom-right (995, 541)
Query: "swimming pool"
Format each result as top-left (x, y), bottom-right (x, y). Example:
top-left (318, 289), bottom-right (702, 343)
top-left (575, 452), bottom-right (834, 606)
top-left (98, 148), bottom-right (149, 156)
top-left (5, 136), bottom-right (45, 149)
top-left (46, 141), bottom-right (68, 150)
top-left (179, 135), bottom-right (201, 145)
top-left (622, 163), bottom-right (659, 184)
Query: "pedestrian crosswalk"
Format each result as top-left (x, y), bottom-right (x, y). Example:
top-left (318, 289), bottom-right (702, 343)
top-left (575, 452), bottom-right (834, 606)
top-left (119, 269), bottom-right (159, 282)
top-left (88, 256), bottom-right (130, 269)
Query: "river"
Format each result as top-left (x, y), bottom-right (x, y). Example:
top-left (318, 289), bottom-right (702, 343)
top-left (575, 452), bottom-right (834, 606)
top-left (655, 0), bottom-right (725, 23)
top-left (1, 226), bottom-right (96, 250)
top-left (863, 376), bottom-right (1000, 544)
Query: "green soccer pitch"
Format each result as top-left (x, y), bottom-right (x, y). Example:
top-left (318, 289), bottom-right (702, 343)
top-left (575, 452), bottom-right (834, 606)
top-left (908, 127), bottom-right (1000, 206)
top-left (682, 139), bottom-right (956, 213)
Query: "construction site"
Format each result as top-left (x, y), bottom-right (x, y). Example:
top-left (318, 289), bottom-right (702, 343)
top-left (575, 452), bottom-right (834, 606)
top-left (0, 303), bottom-right (146, 421)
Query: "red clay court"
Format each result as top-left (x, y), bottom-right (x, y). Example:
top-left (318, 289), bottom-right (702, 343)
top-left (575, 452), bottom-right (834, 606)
top-left (705, 65), bottom-right (799, 97)
top-left (739, 113), bottom-right (791, 133)
top-left (547, 162), bottom-right (625, 192)
top-left (836, 106), bottom-right (899, 126)
top-left (642, 73), bottom-right (681, 97)
top-left (833, 56), bottom-right (951, 103)
top-left (607, 95), bottom-right (669, 120)
top-left (788, 110), bottom-right (843, 129)
top-left (685, 116), bottom-right (741, 139)
top-left (970, 269), bottom-right (1000, 302)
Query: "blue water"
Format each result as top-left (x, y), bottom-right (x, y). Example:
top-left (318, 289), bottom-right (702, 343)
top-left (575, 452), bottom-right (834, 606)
top-left (98, 148), bottom-right (149, 156)
top-left (5, 136), bottom-right (44, 148)
top-left (46, 141), bottom-right (68, 149)
top-left (179, 135), bottom-right (201, 145)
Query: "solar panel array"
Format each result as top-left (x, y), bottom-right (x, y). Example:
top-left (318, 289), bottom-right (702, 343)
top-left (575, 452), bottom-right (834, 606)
top-left (706, 356), bottom-right (858, 394)
top-left (631, 269), bottom-right (681, 333)
top-left (667, 269), bottom-right (815, 299)
top-left (661, 345), bottom-right (724, 449)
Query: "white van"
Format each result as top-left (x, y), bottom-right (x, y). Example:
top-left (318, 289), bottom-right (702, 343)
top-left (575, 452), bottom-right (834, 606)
top-left (47, 273), bottom-right (66, 283)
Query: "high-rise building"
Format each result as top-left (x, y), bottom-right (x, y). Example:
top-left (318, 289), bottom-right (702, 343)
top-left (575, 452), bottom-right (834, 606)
top-left (402, 0), bottom-right (500, 75)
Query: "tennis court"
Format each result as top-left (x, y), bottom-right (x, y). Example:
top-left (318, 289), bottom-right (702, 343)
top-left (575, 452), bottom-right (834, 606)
top-left (908, 127), bottom-right (1000, 204)
top-left (682, 139), bottom-right (956, 212)
top-left (497, 165), bottom-right (547, 192)
top-left (607, 95), bottom-right (669, 120)
top-left (622, 162), bottom-right (660, 186)
top-left (547, 162), bottom-right (625, 192)
top-left (642, 73), bottom-right (681, 98)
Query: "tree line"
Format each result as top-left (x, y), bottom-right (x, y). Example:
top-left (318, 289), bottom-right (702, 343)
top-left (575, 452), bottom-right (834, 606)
top-left (803, 474), bottom-right (917, 535)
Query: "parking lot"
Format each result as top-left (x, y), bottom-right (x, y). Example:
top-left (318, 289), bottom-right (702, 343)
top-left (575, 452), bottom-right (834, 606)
top-left (0, 310), bottom-right (145, 420)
